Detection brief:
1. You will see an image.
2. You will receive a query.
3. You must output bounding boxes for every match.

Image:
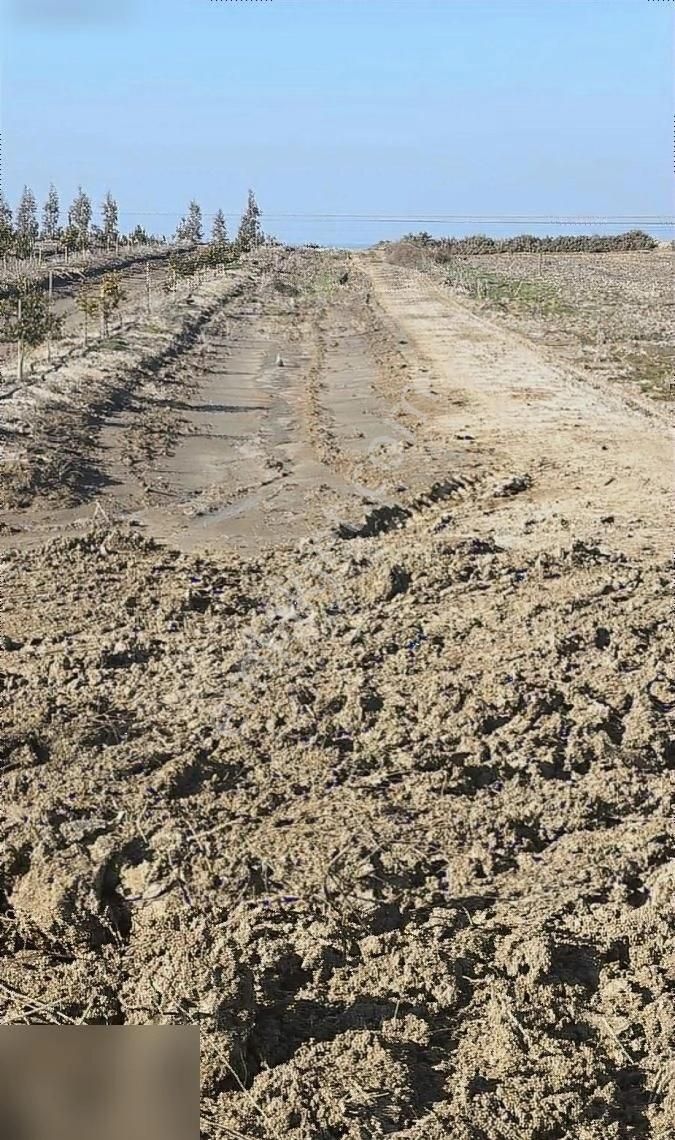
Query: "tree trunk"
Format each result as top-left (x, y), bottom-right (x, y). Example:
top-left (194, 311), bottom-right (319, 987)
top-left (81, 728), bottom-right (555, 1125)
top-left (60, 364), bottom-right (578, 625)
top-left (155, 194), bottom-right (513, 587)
top-left (15, 299), bottom-right (23, 381)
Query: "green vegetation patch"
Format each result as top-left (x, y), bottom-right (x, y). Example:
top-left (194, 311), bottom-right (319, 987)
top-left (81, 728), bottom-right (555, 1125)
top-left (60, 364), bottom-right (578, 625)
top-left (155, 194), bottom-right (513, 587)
top-left (445, 262), bottom-right (570, 316)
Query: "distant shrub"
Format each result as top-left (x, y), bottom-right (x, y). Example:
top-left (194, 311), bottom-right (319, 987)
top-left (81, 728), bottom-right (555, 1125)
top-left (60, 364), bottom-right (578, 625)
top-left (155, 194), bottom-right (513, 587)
top-left (402, 231), bottom-right (434, 245)
top-left (398, 230), bottom-right (658, 256)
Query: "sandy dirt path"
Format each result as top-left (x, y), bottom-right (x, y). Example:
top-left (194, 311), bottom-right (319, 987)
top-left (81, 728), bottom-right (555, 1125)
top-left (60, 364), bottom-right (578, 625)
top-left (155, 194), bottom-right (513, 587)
top-left (359, 253), bottom-right (673, 561)
top-left (1, 252), bottom-right (480, 552)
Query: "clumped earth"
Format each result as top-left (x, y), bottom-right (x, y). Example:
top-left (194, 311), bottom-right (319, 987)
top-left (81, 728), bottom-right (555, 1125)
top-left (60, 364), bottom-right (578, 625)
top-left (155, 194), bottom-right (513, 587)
top-left (0, 248), bottom-right (673, 1138)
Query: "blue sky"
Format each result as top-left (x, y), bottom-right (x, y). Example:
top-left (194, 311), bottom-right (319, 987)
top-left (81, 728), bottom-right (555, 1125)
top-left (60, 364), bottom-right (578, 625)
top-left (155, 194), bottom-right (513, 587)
top-left (1, 0), bottom-right (673, 245)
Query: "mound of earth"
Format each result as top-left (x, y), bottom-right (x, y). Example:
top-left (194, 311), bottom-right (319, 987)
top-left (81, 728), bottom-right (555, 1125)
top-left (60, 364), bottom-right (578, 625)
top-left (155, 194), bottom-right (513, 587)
top-left (0, 502), bottom-right (672, 1137)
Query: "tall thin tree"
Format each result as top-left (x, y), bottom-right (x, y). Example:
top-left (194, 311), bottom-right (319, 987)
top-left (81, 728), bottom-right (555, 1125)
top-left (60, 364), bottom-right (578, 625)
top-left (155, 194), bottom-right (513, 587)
top-left (68, 186), bottom-right (93, 249)
top-left (0, 192), bottom-right (13, 258)
top-left (41, 184), bottom-right (61, 240)
top-left (186, 200), bottom-right (203, 243)
top-left (101, 191), bottom-right (119, 247)
top-left (236, 189), bottom-right (263, 253)
top-left (211, 209), bottom-right (228, 245)
top-left (15, 186), bottom-right (39, 247)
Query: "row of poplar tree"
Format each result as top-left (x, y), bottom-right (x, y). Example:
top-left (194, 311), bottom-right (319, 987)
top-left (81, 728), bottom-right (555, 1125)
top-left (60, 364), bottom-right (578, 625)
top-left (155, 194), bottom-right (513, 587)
top-left (0, 186), bottom-right (266, 257)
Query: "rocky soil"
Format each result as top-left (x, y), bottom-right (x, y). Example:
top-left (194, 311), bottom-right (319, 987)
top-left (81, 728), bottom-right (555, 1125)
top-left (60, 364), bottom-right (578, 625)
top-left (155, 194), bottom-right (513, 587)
top-left (0, 249), bottom-right (673, 1138)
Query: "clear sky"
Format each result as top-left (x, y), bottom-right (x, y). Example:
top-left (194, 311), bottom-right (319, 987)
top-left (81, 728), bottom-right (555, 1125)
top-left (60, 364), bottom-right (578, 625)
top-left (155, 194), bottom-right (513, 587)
top-left (1, 0), bottom-right (673, 245)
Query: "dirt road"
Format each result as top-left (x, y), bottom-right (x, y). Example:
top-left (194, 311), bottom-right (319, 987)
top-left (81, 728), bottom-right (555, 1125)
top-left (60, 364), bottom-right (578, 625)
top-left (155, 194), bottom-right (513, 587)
top-left (0, 249), bottom-right (673, 1138)
top-left (361, 255), bottom-right (673, 560)
top-left (1, 249), bottom-right (477, 550)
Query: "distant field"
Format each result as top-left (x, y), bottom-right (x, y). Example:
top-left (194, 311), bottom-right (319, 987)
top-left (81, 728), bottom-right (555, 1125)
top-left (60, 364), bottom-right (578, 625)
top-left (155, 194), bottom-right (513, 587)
top-left (385, 242), bottom-right (675, 402)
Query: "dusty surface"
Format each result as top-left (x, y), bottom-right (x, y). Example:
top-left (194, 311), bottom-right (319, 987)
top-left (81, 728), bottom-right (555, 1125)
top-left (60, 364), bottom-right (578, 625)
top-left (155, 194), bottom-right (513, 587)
top-left (0, 249), bottom-right (475, 551)
top-left (0, 248), bottom-right (674, 1138)
top-left (385, 244), bottom-right (675, 403)
top-left (0, 246), bottom-right (175, 385)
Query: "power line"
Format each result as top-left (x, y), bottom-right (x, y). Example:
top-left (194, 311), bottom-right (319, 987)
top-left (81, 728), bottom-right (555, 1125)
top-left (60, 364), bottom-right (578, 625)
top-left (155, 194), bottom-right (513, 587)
top-left (11, 204), bottom-right (664, 235)
top-left (116, 211), bottom-right (675, 225)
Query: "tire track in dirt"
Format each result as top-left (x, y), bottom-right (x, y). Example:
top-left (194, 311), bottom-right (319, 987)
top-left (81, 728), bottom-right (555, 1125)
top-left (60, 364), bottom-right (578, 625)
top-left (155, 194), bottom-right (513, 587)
top-left (359, 253), bottom-right (673, 561)
top-left (47, 274), bottom-right (418, 553)
top-left (297, 304), bottom-right (405, 491)
top-left (1, 251), bottom-right (487, 554)
top-left (293, 287), bottom-right (480, 524)
top-left (143, 291), bottom-right (393, 551)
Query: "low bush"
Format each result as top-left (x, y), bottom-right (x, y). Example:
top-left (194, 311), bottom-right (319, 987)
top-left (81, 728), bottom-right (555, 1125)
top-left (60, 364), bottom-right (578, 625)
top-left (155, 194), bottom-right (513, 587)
top-left (398, 230), bottom-right (658, 256)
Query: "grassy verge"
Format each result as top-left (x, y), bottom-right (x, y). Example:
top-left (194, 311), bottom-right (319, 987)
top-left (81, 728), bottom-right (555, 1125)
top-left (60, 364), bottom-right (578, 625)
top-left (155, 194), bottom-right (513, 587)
top-left (617, 347), bottom-right (674, 401)
top-left (444, 260), bottom-right (571, 317)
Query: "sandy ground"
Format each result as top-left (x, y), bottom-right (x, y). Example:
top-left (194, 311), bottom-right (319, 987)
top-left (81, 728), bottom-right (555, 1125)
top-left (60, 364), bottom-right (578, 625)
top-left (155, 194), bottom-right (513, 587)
top-left (0, 249), bottom-right (673, 1138)
top-left (0, 248), bottom-right (175, 386)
